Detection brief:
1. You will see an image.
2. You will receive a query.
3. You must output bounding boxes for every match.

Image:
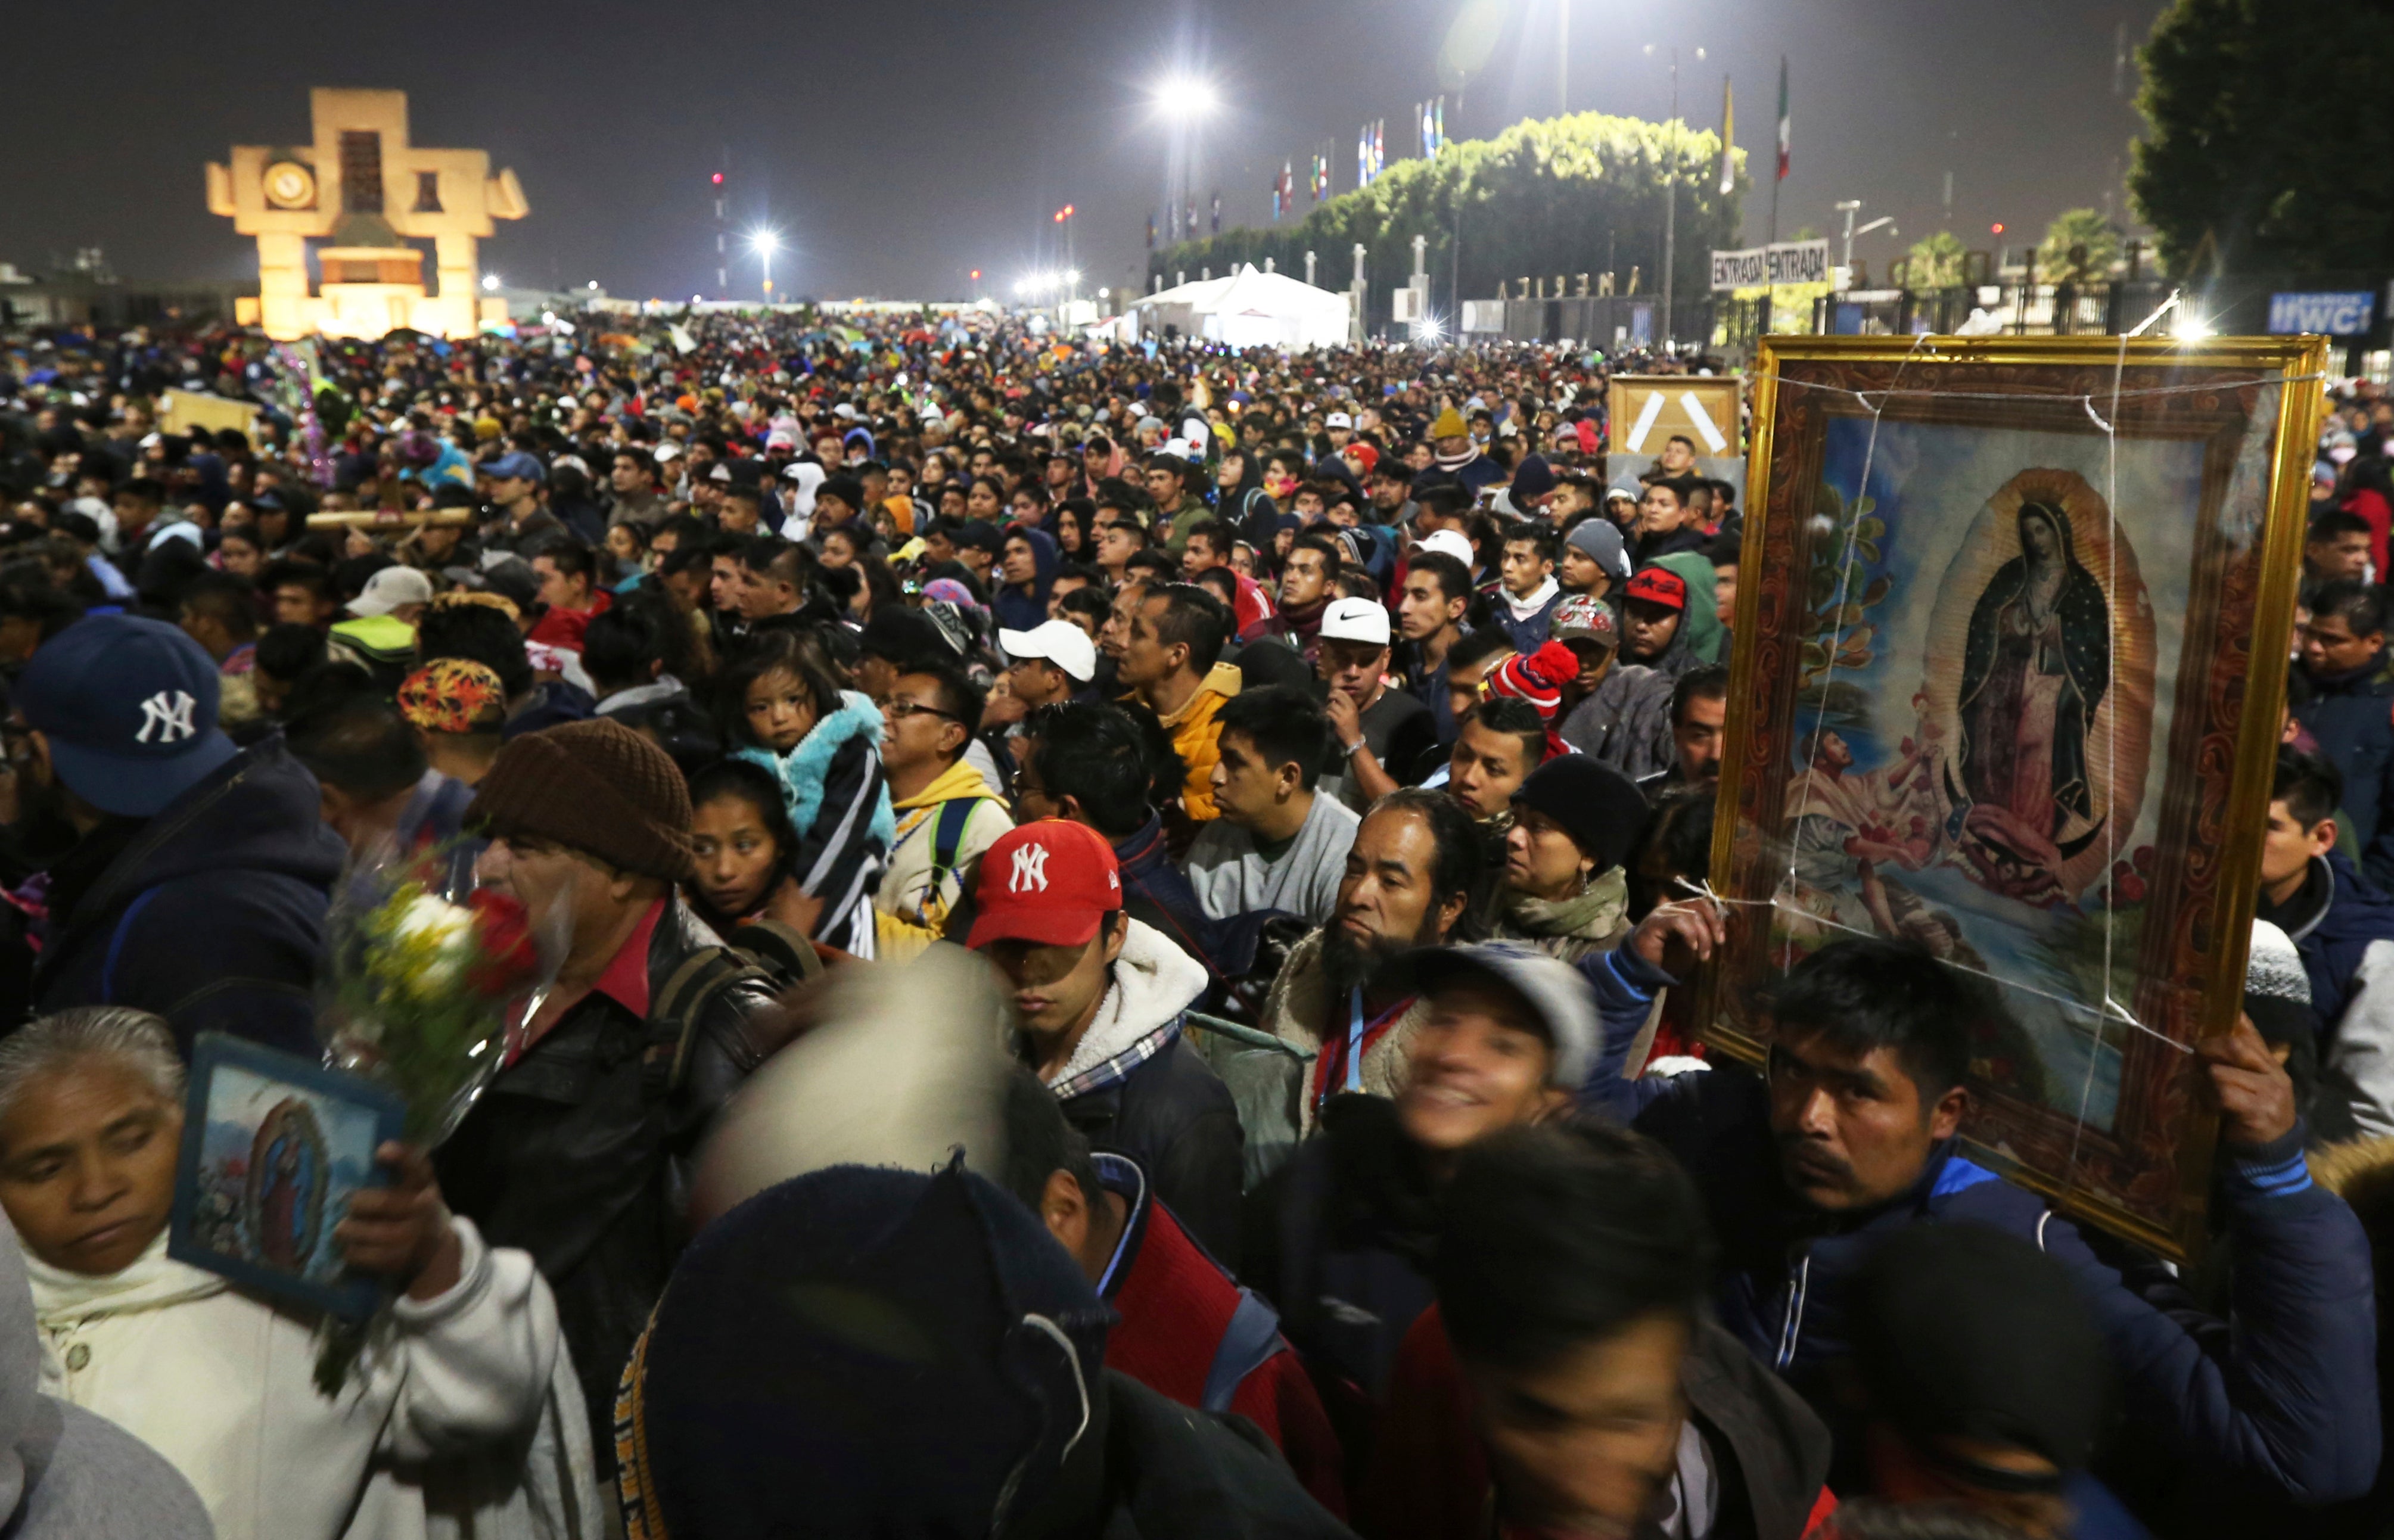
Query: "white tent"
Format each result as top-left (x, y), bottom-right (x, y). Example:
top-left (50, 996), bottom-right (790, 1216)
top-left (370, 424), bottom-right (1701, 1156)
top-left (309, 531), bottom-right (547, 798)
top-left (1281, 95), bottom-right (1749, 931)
top-left (1131, 265), bottom-right (1350, 350)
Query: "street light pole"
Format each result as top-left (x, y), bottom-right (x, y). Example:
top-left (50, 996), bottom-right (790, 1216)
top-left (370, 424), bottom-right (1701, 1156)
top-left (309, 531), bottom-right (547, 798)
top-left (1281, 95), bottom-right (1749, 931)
top-left (1662, 47), bottom-right (1678, 351)
top-left (1557, 0), bottom-right (1569, 117)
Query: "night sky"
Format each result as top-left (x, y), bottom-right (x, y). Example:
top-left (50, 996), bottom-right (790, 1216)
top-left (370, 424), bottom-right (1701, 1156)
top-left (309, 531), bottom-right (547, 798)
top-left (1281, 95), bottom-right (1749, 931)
top-left (1, 0), bottom-right (2167, 305)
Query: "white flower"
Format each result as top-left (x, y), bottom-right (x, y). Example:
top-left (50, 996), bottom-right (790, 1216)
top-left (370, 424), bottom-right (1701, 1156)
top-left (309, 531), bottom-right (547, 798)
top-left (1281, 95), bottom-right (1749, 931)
top-left (394, 894), bottom-right (476, 951)
top-left (409, 951), bottom-right (463, 995)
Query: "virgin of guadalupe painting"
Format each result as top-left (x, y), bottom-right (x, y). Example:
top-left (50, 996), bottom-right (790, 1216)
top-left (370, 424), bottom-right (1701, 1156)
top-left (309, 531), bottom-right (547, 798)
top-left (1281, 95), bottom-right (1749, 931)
top-left (169, 1033), bottom-right (405, 1318)
top-left (1706, 335), bottom-right (2325, 1260)
top-left (1956, 498), bottom-right (2112, 850)
top-left (245, 1099), bottom-right (327, 1273)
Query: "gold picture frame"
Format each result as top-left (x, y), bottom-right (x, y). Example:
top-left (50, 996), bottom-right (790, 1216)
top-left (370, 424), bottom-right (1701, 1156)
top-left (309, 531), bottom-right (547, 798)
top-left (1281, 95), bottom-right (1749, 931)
top-left (1699, 333), bottom-right (2328, 1260)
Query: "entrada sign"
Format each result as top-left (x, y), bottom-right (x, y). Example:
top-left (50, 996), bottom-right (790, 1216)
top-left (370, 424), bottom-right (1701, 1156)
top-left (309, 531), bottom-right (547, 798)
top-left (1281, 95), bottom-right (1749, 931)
top-left (1709, 240), bottom-right (1832, 291)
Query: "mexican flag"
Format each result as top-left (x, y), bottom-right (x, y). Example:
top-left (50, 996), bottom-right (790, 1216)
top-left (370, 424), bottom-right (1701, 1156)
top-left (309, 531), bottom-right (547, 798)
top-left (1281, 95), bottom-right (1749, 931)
top-left (1776, 56), bottom-right (1791, 181)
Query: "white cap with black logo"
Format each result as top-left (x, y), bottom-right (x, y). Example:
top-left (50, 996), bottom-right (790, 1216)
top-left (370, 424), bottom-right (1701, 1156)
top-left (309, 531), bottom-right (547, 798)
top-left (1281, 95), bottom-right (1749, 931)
top-left (1319, 596), bottom-right (1392, 647)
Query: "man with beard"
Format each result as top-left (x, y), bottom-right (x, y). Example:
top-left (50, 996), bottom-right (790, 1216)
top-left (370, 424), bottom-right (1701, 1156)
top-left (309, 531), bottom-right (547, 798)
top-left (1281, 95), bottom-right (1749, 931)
top-left (1367, 459), bottom-right (1419, 531)
top-left (1255, 789), bottom-right (1486, 1134)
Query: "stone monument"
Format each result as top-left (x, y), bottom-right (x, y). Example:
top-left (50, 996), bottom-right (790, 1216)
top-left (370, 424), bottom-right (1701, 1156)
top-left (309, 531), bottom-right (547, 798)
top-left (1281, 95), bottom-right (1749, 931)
top-left (207, 88), bottom-right (527, 340)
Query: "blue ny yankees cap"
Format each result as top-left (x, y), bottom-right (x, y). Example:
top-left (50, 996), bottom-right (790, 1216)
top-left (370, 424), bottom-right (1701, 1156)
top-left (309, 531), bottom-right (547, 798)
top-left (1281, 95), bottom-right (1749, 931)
top-left (17, 614), bottom-right (237, 817)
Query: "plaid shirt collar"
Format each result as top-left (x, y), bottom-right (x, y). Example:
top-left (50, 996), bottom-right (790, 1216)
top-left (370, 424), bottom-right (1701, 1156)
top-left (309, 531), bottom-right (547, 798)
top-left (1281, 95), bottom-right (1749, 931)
top-left (1044, 1013), bottom-right (1186, 1102)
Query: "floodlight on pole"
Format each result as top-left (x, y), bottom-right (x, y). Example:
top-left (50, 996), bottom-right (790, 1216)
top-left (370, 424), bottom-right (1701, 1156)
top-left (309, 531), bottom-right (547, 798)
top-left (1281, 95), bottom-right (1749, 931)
top-left (482, 273), bottom-right (500, 291)
top-left (750, 228), bottom-right (781, 300)
top-left (1154, 76), bottom-right (1218, 121)
top-left (1154, 75), bottom-right (1218, 256)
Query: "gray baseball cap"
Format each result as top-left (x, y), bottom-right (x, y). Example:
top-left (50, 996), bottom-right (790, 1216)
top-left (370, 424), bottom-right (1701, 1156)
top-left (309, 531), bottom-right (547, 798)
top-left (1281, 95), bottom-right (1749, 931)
top-left (1403, 941), bottom-right (1601, 1090)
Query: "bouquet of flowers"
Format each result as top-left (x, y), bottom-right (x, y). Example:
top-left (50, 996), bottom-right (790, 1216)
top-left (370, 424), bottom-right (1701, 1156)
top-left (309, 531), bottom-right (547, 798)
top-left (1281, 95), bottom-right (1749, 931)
top-left (319, 839), bottom-right (560, 1146)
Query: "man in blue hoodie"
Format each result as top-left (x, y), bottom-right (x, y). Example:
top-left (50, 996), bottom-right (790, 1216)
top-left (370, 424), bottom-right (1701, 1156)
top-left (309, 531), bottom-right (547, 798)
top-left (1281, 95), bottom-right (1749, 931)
top-left (1577, 932), bottom-right (2381, 1513)
top-left (13, 615), bottom-right (346, 1057)
top-left (2289, 580), bottom-right (2394, 889)
top-left (2259, 747), bottom-right (2394, 1142)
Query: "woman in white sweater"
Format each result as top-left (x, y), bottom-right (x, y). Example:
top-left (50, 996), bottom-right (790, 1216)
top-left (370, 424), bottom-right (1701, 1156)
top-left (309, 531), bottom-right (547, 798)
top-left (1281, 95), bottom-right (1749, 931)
top-left (0, 1007), bottom-right (593, 1540)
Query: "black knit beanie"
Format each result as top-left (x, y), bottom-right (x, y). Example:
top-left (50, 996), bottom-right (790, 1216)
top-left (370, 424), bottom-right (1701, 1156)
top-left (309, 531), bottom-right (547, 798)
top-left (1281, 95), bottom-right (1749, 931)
top-left (1511, 756), bottom-right (1651, 875)
top-left (466, 717), bottom-right (697, 882)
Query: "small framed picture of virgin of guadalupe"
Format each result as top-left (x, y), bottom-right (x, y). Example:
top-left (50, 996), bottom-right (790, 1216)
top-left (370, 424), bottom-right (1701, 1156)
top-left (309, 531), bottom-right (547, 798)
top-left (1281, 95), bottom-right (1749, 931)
top-left (168, 1032), bottom-right (405, 1319)
top-left (1703, 333), bottom-right (2328, 1261)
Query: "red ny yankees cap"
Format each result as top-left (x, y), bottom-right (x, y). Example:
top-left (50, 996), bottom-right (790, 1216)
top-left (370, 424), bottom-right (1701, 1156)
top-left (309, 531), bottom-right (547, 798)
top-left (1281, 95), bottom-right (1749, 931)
top-left (967, 819), bottom-right (1123, 950)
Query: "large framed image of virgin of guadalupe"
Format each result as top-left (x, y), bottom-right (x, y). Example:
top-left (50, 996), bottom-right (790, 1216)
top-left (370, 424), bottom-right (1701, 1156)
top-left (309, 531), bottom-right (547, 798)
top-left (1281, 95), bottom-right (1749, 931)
top-left (1699, 334), bottom-right (2328, 1259)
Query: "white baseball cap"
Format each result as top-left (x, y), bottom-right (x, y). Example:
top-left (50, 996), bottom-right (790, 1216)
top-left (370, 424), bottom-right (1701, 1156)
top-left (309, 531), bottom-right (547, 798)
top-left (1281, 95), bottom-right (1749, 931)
top-left (350, 565), bottom-right (435, 617)
top-left (1413, 529), bottom-right (1476, 567)
top-left (1320, 596), bottom-right (1391, 646)
top-left (1325, 410), bottom-right (1353, 429)
top-left (1000, 620), bottom-right (1097, 683)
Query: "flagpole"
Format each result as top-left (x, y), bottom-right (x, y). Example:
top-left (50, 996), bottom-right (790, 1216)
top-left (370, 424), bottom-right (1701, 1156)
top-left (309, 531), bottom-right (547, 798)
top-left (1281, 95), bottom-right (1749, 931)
top-left (1767, 54), bottom-right (1786, 338)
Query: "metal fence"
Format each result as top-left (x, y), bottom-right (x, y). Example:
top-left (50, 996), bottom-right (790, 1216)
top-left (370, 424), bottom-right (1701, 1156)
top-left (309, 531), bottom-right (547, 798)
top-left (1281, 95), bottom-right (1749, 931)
top-left (1457, 270), bottom-right (2392, 377)
top-left (1799, 279), bottom-right (2175, 339)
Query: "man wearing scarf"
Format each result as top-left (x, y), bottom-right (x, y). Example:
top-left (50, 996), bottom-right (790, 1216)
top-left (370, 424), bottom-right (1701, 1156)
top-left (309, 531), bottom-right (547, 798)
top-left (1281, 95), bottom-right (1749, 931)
top-left (1276, 534), bottom-right (1339, 663)
top-left (1428, 407), bottom-right (1503, 494)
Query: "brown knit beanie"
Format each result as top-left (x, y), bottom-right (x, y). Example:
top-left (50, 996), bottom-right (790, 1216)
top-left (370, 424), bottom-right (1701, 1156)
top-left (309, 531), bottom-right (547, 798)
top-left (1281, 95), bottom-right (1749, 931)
top-left (465, 717), bottom-right (697, 882)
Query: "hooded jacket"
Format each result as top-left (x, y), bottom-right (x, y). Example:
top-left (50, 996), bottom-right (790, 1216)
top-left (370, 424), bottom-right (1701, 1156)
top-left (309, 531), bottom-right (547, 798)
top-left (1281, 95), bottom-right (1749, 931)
top-left (1625, 1052), bottom-right (2383, 1506)
top-left (735, 689), bottom-right (896, 956)
top-left (1559, 659), bottom-right (1679, 779)
top-left (1243, 1093), bottom-right (1442, 1419)
top-left (1092, 1153), bottom-right (1348, 1516)
top-left (873, 757), bottom-right (1012, 960)
top-left (1140, 662), bottom-right (1243, 822)
top-left (1491, 575), bottom-right (1564, 653)
top-left (782, 461), bottom-right (826, 542)
top-left (1030, 918), bottom-right (1245, 1268)
top-left (32, 735), bottom-right (346, 1059)
top-left (1360, 1307), bottom-right (1834, 1540)
top-left (1092, 1373), bottom-right (1355, 1540)
top-left (1112, 814), bottom-right (1236, 988)
top-left (1257, 926), bottom-right (1432, 1135)
top-left (27, 1222), bottom-right (596, 1540)
top-left (2292, 649), bottom-right (2394, 890)
top-left (2262, 850), bottom-right (2394, 1143)
top-left (0, 1218), bottom-right (210, 1540)
top-left (991, 526), bottom-right (1061, 634)
top-left (1636, 551), bottom-right (1725, 676)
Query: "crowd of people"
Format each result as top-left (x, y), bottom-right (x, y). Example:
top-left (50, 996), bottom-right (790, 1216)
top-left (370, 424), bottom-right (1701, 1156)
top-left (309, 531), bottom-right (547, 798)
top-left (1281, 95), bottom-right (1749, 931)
top-left (0, 307), bottom-right (2383, 1540)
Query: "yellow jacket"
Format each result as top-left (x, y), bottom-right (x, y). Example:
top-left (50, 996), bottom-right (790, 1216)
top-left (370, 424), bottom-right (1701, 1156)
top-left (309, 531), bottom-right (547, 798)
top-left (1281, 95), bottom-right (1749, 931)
top-left (1145, 661), bottom-right (1242, 822)
top-left (873, 757), bottom-right (1012, 959)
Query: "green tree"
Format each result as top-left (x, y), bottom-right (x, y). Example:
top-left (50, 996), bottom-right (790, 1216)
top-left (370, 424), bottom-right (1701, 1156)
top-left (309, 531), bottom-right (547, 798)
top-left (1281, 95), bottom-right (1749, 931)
top-left (1899, 231), bottom-right (1967, 288)
top-left (2037, 209), bottom-right (2123, 282)
top-left (1151, 110), bottom-right (1743, 319)
top-left (2129, 0), bottom-right (2394, 275)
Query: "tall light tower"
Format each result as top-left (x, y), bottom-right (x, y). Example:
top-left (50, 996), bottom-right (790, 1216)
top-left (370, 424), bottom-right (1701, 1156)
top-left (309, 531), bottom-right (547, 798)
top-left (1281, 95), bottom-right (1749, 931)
top-left (1154, 76), bottom-right (1218, 253)
top-left (751, 228), bottom-right (781, 303)
top-left (711, 163), bottom-right (727, 298)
